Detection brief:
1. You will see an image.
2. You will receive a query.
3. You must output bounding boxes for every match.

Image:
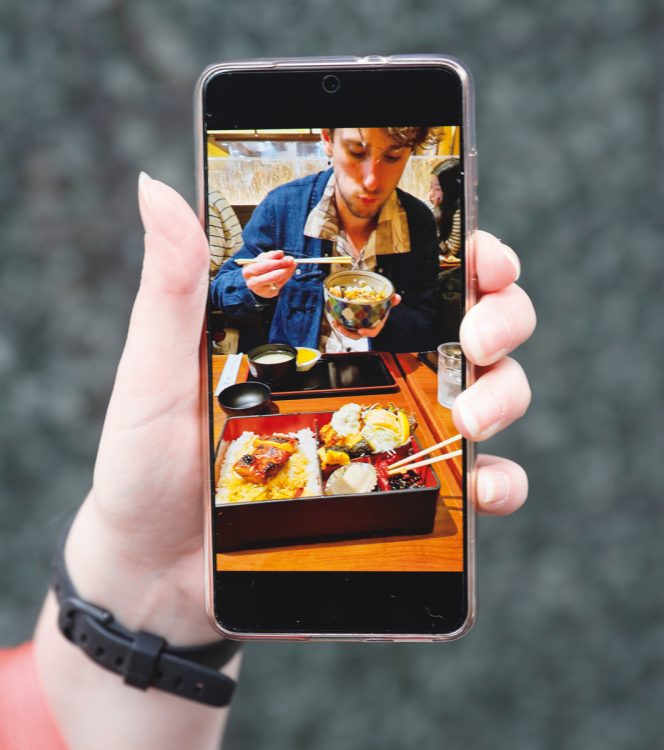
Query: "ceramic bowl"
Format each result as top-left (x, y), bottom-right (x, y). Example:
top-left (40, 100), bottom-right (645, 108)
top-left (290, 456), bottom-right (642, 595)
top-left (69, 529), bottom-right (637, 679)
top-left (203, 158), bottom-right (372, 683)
top-left (323, 270), bottom-right (394, 332)
top-left (295, 347), bottom-right (322, 372)
top-left (247, 343), bottom-right (297, 385)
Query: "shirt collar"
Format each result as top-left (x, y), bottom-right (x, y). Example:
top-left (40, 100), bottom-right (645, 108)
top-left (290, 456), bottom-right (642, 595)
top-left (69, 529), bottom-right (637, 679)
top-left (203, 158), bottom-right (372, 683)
top-left (304, 173), bottom-right (411, 256)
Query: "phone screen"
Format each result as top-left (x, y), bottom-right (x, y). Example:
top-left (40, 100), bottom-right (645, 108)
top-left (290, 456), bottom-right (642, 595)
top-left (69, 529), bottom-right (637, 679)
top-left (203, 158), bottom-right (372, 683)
top-left (200, 61), bottom-right (474, 638)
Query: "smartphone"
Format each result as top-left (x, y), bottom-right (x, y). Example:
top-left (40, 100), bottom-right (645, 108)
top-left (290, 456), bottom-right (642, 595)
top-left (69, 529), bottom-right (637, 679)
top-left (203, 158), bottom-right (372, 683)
top-left (195, 55), bottom-right (477, 641)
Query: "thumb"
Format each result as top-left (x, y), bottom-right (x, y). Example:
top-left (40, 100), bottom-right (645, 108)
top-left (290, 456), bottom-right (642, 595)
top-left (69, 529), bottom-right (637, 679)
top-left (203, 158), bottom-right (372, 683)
top-left (103, 173), bottom-right (209, 431)
top-left (137, 172), bottom-right (209, 297)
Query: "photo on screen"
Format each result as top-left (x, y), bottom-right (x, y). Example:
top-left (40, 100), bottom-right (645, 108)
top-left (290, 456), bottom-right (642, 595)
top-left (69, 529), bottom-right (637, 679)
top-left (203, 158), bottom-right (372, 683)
top-left (206, 126), bottom-right (465, 573)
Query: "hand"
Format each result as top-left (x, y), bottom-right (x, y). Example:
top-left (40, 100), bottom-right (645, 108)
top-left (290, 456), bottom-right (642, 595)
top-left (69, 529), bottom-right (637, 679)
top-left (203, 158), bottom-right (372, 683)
top-left (63, 174), bottom-right (223, 646)
top-left (241, 250), bottom-right (296, 298)
top-left (453, 230), bottom-right (536, 515)
top-left (34, 174), bottom-right (238, 750)
top-left (62, 186), bottom-right (534, 656)
top-left (333, 294), bottom-right (402, 339)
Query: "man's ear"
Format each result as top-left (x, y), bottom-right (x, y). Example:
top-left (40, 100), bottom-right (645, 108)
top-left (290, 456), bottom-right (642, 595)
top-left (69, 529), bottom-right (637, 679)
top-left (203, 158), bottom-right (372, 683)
top-left (321, 129), bottom-right (334, 158)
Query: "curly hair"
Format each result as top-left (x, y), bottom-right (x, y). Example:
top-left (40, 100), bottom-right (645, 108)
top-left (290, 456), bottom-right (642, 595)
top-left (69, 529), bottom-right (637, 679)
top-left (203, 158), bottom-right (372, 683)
top-left (325, 127), bottom-right (436, 150)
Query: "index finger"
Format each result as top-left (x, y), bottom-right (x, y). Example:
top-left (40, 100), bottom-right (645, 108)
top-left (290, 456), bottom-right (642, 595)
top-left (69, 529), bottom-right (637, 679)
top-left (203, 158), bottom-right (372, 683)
top-left (241, 255), bottom-right (294, 279)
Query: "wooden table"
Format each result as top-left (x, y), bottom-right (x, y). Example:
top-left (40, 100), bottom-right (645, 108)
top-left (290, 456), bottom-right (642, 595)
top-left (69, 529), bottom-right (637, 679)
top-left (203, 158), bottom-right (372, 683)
top-left (395, 353), bottom-right (463, 485)
top-left (212, 353), bottom-right (463, 572)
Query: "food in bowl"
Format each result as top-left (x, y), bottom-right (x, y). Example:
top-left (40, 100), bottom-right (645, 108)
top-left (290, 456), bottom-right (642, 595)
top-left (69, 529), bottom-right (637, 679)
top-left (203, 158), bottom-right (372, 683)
top-left (247, 343), bottom-right (297, 384)
top-left (253, 352), bottom-right (294, 365)
top-left (295, 347), bottom-right (322, 372)
top-left (324, 270), bottom-right (394, 332)
top-left (216, 429), bottom-right (321, 504)
top-left (327, 280), bottom-right (388, 304)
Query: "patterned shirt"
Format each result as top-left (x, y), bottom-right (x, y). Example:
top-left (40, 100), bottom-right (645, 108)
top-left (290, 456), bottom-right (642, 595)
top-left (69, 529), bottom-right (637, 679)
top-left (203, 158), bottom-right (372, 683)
top-left (442, 208), bottom-right (462, 258)
top-left (208, 192), bottom-right (243, 353)
top-left (303, 174), bottom-right (411, 352)
top-left (425, 201), bottom-right (461, 260)
top-left (208, 191), bottom-right (243, 278)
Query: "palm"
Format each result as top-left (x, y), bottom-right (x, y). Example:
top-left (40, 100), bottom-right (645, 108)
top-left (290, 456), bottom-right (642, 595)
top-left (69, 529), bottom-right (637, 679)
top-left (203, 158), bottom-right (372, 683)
top-left (94, 378), bottom-right (205, 564)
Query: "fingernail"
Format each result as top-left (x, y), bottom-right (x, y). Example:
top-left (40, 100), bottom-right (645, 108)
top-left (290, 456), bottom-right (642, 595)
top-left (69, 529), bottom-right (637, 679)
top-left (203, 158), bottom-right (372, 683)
top-left (456, 389), bottom-right (504, 439)
top-left (463, 311), bottom-right (513, 364)
top-left (499, 242), bottom-right (520, 280)
top-left (138, 171), bottom-right (153, 227)
top-left (478, 470), bottom-right (510, 506)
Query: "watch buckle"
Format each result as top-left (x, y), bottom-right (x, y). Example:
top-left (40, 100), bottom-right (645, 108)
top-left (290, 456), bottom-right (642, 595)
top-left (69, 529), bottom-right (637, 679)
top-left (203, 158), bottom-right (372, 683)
top-left (58, 594), bottom-right (114, 636)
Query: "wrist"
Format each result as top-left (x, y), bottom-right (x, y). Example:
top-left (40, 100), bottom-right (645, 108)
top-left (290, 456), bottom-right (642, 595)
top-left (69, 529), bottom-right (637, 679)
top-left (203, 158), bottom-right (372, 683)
top-left (65, 497), bottom-right (218, 646)
top-left (35, 595), bottom-right (239, 750)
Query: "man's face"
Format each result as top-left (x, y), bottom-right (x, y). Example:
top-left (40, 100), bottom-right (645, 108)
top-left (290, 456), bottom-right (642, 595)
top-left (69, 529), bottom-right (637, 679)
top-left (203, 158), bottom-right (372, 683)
top-left (322, 128), bottom-right (412, 222)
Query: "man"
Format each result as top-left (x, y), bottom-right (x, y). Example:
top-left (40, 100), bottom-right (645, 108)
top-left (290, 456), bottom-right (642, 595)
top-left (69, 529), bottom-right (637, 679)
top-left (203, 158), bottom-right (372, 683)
top-left (210, 127), bottom-right (441, 352)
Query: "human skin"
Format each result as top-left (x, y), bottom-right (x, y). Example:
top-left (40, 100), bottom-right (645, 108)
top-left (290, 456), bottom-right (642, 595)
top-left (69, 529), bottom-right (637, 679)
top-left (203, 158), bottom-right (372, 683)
top-left (243, 127), bottom-right (411, 303)
top-left (33, 175), bottom-right (535, 750)
top-left (246, 127), bottom-right (417, 341)
top-left (321, 127), bottom-right (410, 231)
top-left (429, 175), bottom-right (443, 207)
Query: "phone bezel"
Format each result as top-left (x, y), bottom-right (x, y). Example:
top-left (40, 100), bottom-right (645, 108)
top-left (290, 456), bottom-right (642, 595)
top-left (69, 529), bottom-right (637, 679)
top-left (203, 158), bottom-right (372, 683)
top-left (195, 56), bottom-right (477, 642)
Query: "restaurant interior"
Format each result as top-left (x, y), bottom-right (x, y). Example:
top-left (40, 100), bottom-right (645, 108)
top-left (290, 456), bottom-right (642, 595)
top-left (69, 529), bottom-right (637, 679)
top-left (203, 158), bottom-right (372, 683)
top-left (207, 127), bottom-right (466, 574)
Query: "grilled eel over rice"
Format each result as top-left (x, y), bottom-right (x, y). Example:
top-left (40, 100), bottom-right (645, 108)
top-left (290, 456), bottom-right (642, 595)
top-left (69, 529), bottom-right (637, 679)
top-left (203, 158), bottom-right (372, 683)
top-left (232, 434), bottom-right (299, 485)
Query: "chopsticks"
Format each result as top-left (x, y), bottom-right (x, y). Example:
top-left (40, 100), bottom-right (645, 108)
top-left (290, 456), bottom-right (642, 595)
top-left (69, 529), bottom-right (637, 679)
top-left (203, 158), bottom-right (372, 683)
top-left (235, 256), bottom-right (353, 266)
top-left (387, 434), bottom-right (463, 475)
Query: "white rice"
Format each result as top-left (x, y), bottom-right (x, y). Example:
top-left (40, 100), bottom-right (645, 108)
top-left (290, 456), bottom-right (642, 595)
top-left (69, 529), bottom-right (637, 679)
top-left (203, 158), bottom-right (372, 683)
top-left (215, 428), bottom-right (322, 505)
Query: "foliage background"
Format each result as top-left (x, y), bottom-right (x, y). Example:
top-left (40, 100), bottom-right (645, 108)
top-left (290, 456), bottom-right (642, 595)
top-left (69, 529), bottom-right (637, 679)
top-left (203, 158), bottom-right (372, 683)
top-left (1, 1), bottom-right (663, 747)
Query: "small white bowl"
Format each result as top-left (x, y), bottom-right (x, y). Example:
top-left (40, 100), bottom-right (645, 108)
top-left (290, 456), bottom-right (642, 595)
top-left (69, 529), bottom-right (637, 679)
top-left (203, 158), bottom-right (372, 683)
top-left (295, 347), bottom-right (322, 372)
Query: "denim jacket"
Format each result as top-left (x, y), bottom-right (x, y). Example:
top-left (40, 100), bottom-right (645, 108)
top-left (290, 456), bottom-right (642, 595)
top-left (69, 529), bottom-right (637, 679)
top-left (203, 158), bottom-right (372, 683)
top-left (210, 169), bottom-right (440, 352)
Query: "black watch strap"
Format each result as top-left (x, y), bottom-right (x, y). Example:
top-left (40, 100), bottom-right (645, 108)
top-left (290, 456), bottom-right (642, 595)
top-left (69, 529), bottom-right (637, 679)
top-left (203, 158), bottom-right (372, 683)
top-left (51, 513), bottom-right (241, 707)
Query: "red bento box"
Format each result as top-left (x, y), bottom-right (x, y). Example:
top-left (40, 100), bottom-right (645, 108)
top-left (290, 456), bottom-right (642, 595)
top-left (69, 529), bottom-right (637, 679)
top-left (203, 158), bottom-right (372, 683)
top-left (214, 412), bottom-right (440, 553)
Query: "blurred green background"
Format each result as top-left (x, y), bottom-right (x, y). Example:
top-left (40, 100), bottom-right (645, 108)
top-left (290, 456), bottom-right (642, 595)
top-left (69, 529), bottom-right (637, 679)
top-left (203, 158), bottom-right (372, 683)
top-left (1, 1), bottom-right (663, 748)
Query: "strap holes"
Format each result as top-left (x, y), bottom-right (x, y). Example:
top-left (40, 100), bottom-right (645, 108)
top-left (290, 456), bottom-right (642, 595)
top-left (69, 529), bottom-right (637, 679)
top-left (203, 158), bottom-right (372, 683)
top-left (80, 633), bottom-right (87, 644)
top-left (114, 656), bottom-right (124, 667)
top-left (95, 647), bottom-right (104, 658)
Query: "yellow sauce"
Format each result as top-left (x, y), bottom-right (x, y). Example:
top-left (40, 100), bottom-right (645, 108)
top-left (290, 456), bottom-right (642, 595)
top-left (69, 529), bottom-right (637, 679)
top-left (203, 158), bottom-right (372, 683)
top-left (296, 349), bottom-right (318, 365)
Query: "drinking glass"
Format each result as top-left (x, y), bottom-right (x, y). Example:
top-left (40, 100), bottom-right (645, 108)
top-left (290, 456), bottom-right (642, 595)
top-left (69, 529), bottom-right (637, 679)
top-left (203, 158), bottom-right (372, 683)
top-left (437, 342), bottom-right (462, 408)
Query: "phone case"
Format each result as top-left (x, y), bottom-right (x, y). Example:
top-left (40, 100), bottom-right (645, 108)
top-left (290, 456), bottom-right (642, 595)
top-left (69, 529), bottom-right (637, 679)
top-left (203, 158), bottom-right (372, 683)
top-left (195, 55), bottom-right (477, 642)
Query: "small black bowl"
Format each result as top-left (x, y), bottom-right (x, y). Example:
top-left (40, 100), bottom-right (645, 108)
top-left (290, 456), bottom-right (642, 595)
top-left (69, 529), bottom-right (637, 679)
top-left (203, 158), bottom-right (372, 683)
top-left (217, 382), bottom-right (272, 416)
top-left (247, 343), bottom-right (297, 386)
